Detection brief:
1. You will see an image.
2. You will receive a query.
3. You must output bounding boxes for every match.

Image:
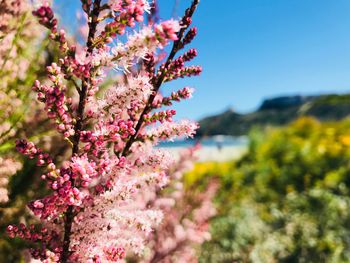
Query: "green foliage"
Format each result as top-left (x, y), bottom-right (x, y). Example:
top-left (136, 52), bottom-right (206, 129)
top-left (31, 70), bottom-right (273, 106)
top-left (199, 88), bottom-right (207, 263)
top-left (192, 117), bottom-right (350, 262)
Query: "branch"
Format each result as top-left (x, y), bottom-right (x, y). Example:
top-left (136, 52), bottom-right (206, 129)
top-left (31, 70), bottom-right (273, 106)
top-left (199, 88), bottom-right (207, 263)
top-left (61, 1), bottom-right (102, 262)
top-left (121, 0), bottom-right (200, 156)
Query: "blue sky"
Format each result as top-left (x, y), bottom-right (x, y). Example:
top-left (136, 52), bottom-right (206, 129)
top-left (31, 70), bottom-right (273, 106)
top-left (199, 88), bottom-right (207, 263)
top-left (55, 0), bottom-right (350, 120)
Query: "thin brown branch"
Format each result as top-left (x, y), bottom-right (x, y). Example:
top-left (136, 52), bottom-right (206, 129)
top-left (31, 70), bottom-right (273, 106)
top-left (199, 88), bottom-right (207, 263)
top-left (121, 0), bottom-right (200, 157)
top-left (61, 1), bottom-right (102, 261)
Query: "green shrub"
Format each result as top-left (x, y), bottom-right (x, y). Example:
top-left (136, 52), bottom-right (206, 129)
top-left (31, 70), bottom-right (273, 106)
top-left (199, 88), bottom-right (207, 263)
top-left (194, 117), bottom-right (350, 263)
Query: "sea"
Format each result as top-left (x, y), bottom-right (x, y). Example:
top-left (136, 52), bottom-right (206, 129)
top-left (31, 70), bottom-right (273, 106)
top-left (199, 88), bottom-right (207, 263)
top-left (158, 135), bottom-right (248, 148)
top-left (157, 135), bottom-right (248, 162)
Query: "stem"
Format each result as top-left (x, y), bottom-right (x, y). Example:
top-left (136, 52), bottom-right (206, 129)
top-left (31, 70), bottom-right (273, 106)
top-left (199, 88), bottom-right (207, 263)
top-left (121, 0), bottom-right (200, 156)
top-left (61, 0), bottom-right (199, 260)
top-left (60, 1), bottom-right (101, 261)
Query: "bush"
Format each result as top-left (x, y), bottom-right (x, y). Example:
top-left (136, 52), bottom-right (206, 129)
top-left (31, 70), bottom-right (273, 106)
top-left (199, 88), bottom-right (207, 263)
top-left (195, 117), bottom-right (350, 262)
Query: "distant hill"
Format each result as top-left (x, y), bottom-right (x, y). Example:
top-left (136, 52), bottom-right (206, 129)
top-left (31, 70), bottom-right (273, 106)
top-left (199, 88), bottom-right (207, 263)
top-left (197, 94), bottom-right (350, 136)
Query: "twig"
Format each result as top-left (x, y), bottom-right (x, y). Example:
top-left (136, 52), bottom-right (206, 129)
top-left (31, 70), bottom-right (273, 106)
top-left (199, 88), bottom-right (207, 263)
top-left (61, 1), bottom-right (102, 261)
top-left (121, 0), bottom-right (200, 156)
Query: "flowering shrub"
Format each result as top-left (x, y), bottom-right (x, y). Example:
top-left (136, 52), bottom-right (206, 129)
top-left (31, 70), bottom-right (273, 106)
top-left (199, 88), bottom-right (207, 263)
top-left (138, 146), bottom-right (217, 263)
top-left (7, 0), bottom-right (202, 262)
top-left (197, 118), bottom-right (350, 262)
top-left (0, 0), bottom-right (43, 204)
top-left (0, 1), bottom-right (73, 262)
top-left (0, 0), bottom-right (24, 203)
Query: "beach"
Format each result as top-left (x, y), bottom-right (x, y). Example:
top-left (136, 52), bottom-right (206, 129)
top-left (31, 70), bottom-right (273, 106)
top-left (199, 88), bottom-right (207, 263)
top-left (160, 145), bottom-right (247, 162)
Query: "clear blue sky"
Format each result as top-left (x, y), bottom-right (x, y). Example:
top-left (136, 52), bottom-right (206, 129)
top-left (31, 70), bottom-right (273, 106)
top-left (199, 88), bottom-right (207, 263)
top-left (55, 0), bottom-right (350, 120)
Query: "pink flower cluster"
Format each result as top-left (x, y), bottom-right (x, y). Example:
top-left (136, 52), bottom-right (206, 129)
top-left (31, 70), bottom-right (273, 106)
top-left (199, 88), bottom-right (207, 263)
top-left (93, 75), bottom-right (153, 119)
top-left (103, 246), bottom-right (126, 262)
top-left (133, 146), bottom-right (217, 263)
top-left (8, 0), bottom-right (202, 262)
top-left (155, 20), bottom-right (181, 44)
top-left (109, 21), bottom-right (181, 71)
top-left (147, 120), bottom-right (199, 142)
top-left (16, 139), bottom-right (53, 167)
top-left (33, 3), bottom-right (70, 54)
top-left (7, 224), bottom-right (62, 261)
top-left (183, 27), bottom-right (197, 47)
top-left (153, 86), bottom-right (194, 108)
top-left (144, 109), bottom-right (177, 124)
top-left (99, 0), bottom-right (150, 40)
top-left (32, 65), bottom-right (75, 138)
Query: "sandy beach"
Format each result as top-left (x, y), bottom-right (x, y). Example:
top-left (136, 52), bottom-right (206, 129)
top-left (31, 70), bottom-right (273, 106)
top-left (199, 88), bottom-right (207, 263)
top-left (160, 145), bottom-right (247, 162)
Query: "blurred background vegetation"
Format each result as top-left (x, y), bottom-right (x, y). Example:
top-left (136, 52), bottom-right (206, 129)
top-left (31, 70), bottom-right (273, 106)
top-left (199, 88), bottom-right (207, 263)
top-left (187, 117), bottom-right (350, 262)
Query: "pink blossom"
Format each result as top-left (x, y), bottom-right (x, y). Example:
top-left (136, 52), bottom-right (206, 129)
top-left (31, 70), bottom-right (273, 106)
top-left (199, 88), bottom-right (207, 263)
top-left (136, 146), bottom-right (218, 263)
top-left (70, 154), bottom-right (98, 187)
top-left (8, 0), bottom-right (202, 261)
top-left (155, 19), bottom-right (181, 42)
top-left (147, 120), bottom-right (199, 142)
